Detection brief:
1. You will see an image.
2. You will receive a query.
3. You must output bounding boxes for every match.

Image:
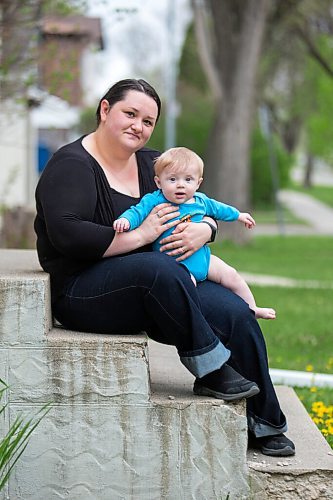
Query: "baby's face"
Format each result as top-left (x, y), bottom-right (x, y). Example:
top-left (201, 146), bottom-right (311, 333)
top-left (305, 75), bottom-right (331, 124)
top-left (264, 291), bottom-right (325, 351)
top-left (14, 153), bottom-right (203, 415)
top-left (154, 163), bottom-right (203, 204)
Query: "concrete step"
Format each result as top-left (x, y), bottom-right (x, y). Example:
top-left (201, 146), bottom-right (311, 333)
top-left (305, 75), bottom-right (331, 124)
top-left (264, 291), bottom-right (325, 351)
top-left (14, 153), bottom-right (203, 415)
top-left (248, 386), bottom-right (333, 499)
top-left (1, 249), bottom-right (333, 499)
top-left (148, 340), bottom-right (333, 499)
top-left (3, 327), bottom-right (150, 405)
top-left (0, 249), bottom-right (51, 345)
top-left (0, 250), bottom-right (249, 498)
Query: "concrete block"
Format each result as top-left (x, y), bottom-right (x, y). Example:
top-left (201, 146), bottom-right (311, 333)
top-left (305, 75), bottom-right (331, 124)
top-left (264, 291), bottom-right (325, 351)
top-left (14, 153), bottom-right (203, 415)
top-left (6, 399), bottom-right (249, 500)
top-left (248, 386), bottom-right (333, 499)
top-left (0, 275), bottom-right (51, 346)
top-left (178, 400), bottom-right (249, 498)
top-left (1, 332), bottom-right (149, 405)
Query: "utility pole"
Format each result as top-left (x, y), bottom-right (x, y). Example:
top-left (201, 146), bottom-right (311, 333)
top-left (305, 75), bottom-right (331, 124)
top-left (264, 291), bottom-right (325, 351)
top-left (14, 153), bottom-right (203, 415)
top-left (259, 106), bottom-right (285, 235)
top-left (165, 0), bottom-right (177, 150)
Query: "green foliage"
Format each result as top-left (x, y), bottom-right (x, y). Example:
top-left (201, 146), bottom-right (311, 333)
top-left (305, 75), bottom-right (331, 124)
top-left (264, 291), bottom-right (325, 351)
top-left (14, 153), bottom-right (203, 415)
top-left (178, 23), bottom-right (208, 93)
top-left (250, 127), bottom-right (294, 206)
top-left (0, 379), bottom-right (50, 491)
top-left (44, 0), bottom-right (87, 16)
top-left (175, 84), bottom-right (213, 159)
top-left (146, 114), bottom-right (164, 152)
top-left (303, 36), bottom-right (333, 162)
top-left (149, 85), bottom-right (213, 160)
top-left (76, 106), bottom-right (97, 135)
top-left (149, 18), bottom-right (212, 158)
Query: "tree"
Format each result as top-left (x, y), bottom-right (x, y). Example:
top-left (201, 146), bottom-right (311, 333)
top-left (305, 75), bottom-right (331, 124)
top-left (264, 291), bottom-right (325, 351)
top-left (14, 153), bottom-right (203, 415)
top-left (0, 0), bottom-right (85, 102)
top-left (260, 0), bottom-right (333, 187)
top-left (192, 0), bottom-right (272, 242)
top-left (187, 0), bottom-right (333, 240)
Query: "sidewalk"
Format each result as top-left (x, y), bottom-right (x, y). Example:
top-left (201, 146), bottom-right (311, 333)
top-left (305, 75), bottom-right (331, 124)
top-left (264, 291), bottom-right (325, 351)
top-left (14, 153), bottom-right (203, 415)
top-left (255, 189), bottom-right (333, 236)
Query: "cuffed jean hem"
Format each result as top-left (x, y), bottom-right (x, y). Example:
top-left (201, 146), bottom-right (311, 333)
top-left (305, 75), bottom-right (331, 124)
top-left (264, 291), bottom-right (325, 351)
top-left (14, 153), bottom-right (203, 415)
top-left (248, 414), bottom-right (288, 438)
top-left (180, 340), bottom-right (230, 378)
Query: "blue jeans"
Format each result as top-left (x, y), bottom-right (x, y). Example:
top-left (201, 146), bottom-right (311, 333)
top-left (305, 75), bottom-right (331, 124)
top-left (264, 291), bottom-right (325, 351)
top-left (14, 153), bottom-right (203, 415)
top-left (53, 252), bottom-right (287, 437)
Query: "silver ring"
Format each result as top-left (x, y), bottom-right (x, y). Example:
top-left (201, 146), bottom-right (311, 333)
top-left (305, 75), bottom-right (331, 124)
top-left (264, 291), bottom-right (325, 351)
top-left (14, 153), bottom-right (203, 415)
top-left (156, 212), bottom-right (161, 218)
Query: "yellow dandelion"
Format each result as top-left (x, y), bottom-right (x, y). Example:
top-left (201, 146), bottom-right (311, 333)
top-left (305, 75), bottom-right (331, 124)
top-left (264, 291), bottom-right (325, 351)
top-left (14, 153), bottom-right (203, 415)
top-left (326, 357), bottom-right (333, 369)
top-left (306, 364), bottom-right (314, 372)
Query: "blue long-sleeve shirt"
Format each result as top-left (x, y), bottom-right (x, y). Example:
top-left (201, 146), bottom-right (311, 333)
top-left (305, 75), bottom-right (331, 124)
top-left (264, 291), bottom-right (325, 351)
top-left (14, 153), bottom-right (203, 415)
top-left (119, 190), bottom-right (240, 281)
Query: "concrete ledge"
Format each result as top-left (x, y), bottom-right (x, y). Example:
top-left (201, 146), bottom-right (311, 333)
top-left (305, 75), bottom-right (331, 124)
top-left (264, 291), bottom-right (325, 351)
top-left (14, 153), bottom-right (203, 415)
top-left (248, 385), bottom-right (333, 499)
top-left (149, 340), bottom-right (333, 499)
top-left (2, 328), bottom-right (150, 405)
top-left (0, 249), bottom-right (52, 345)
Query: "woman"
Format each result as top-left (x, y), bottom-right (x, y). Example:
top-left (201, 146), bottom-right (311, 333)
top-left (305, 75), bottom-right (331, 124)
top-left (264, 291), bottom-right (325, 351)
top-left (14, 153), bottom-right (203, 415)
top-left (35, 78), bottom-right (295, 457)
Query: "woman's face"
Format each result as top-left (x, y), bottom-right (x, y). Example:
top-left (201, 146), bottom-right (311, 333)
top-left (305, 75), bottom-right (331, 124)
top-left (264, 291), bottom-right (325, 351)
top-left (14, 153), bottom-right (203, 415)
top-left (101, 90), bottom-right (159, 151)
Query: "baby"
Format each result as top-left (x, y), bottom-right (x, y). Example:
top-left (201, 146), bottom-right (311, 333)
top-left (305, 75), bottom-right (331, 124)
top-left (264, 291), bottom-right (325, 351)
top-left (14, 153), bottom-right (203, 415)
top-left (113, 147), bottom-right (275, 320)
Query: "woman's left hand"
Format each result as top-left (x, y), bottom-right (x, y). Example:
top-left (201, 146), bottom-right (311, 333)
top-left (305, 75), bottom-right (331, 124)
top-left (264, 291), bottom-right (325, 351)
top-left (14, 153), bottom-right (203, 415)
top-left (159, 221), bottom-right (212, 261)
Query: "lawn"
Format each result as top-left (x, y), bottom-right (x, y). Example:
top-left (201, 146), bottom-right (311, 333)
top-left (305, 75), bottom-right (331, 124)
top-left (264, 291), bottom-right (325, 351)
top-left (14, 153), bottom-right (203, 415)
top-left (212, 235), bottom-right (333, 282)
top-left (211, 235), bottom-right (333, 373)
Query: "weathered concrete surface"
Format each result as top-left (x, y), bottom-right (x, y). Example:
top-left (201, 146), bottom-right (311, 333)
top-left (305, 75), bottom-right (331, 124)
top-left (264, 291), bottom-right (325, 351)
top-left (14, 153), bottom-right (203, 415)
top-left (248, 386), bottom-right (333, 500)
top-left (2, 332), bottom-right (150, 405)
top-left (6, 399), bottom-right (249, 500)
top-left (0, 249), bottom-right (51, 345)
top-left (149, 341), bottom-right (333, 499)
top-left (0, 249), bottom-right (249, 500)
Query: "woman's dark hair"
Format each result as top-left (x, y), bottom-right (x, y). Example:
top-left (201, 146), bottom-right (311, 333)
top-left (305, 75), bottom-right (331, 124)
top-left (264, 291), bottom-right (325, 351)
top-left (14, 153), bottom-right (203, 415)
top-left (95, 78), bottom-right (161, 126)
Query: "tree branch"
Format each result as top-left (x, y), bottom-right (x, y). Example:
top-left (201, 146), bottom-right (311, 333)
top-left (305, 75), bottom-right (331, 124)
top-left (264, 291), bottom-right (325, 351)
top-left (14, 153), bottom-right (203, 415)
top-left (295, 25), bottom-right (333, 79)
top-left (191, 0), bottom-right (223, 102)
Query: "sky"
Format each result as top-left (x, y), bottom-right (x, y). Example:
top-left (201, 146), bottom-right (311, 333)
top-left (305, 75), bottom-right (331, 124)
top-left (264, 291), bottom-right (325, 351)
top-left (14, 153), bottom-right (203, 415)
top-left (86, 0), bottom-right (191, 98)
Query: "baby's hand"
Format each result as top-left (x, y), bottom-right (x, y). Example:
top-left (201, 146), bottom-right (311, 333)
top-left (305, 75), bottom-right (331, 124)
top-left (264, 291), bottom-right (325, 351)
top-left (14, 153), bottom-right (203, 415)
top-left (238, 212), bottom-right (256, 229)
top-left (113, 218), bottom-right (130, 233)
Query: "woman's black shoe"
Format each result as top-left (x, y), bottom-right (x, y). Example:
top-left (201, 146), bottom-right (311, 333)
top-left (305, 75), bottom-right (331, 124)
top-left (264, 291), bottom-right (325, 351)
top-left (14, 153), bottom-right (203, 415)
top-left (193, 364), bottom-right (260, 402)
top-left (249, 433), bottom-right (295, 456)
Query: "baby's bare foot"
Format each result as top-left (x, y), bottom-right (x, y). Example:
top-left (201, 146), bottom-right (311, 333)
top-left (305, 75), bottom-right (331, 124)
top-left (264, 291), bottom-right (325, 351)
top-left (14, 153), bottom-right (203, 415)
top-left (255, 307), bottom-right (276, 320)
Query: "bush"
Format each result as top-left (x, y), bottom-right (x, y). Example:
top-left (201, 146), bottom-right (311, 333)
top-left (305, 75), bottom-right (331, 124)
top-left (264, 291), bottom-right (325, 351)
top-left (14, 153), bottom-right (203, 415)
top-left (250, 126), bottom-right (294, 207)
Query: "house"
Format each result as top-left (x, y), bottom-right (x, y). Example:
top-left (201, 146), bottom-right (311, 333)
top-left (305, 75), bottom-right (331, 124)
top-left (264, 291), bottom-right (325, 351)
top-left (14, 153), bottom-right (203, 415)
top-left (0, 14), bottom-right (104, 212)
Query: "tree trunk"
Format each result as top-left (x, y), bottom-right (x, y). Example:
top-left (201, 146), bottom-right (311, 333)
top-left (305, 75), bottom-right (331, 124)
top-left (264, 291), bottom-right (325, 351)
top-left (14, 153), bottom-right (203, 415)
top-left (303, 153), bottom-right (314, 188)
top-left (195, 0), bottom-right (272, 241)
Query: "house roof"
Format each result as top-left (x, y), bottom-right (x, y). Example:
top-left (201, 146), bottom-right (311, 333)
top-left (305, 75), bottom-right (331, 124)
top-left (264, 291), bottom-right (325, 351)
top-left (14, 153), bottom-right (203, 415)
top-left (41, 15), bottom-right (104, 50)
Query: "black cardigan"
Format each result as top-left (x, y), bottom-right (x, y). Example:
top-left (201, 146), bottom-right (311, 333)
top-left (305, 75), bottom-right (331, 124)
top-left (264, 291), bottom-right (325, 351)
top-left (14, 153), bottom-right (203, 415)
top-left (34, 136), bottom-right (159, 300)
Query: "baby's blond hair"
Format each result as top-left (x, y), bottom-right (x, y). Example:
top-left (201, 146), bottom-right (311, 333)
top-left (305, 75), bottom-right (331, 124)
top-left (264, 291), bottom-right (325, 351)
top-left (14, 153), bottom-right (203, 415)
top-left (154, 147), bottom-right (204, 177)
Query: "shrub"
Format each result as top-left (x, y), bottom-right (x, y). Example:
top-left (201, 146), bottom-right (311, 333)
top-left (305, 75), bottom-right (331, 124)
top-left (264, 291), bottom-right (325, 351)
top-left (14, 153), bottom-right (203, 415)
top-left (250, 126), bottom-right (293, 207)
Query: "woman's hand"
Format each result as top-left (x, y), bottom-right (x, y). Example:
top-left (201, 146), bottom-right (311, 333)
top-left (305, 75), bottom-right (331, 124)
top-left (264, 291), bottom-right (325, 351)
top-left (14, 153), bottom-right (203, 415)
top-left (159, 220), bottom-right (213, 262)
top-left (136, 203), bottom-right (180, 245)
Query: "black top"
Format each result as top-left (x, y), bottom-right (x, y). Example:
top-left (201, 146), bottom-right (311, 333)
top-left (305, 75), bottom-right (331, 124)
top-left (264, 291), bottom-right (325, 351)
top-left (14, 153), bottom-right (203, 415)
top-left (34, 136), bottom-right (159, 300)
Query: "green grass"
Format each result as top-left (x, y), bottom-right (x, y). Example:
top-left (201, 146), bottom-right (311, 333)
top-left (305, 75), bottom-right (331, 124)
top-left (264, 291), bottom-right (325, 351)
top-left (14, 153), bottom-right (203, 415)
top-left (290, 183), bottom-right (333, 209)
top-left (254, 286), bottom-right (332, 373)
top-left (211, 236), bottom-right (333, 373)
top-left (212, 235), bottom-right (333, 281)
